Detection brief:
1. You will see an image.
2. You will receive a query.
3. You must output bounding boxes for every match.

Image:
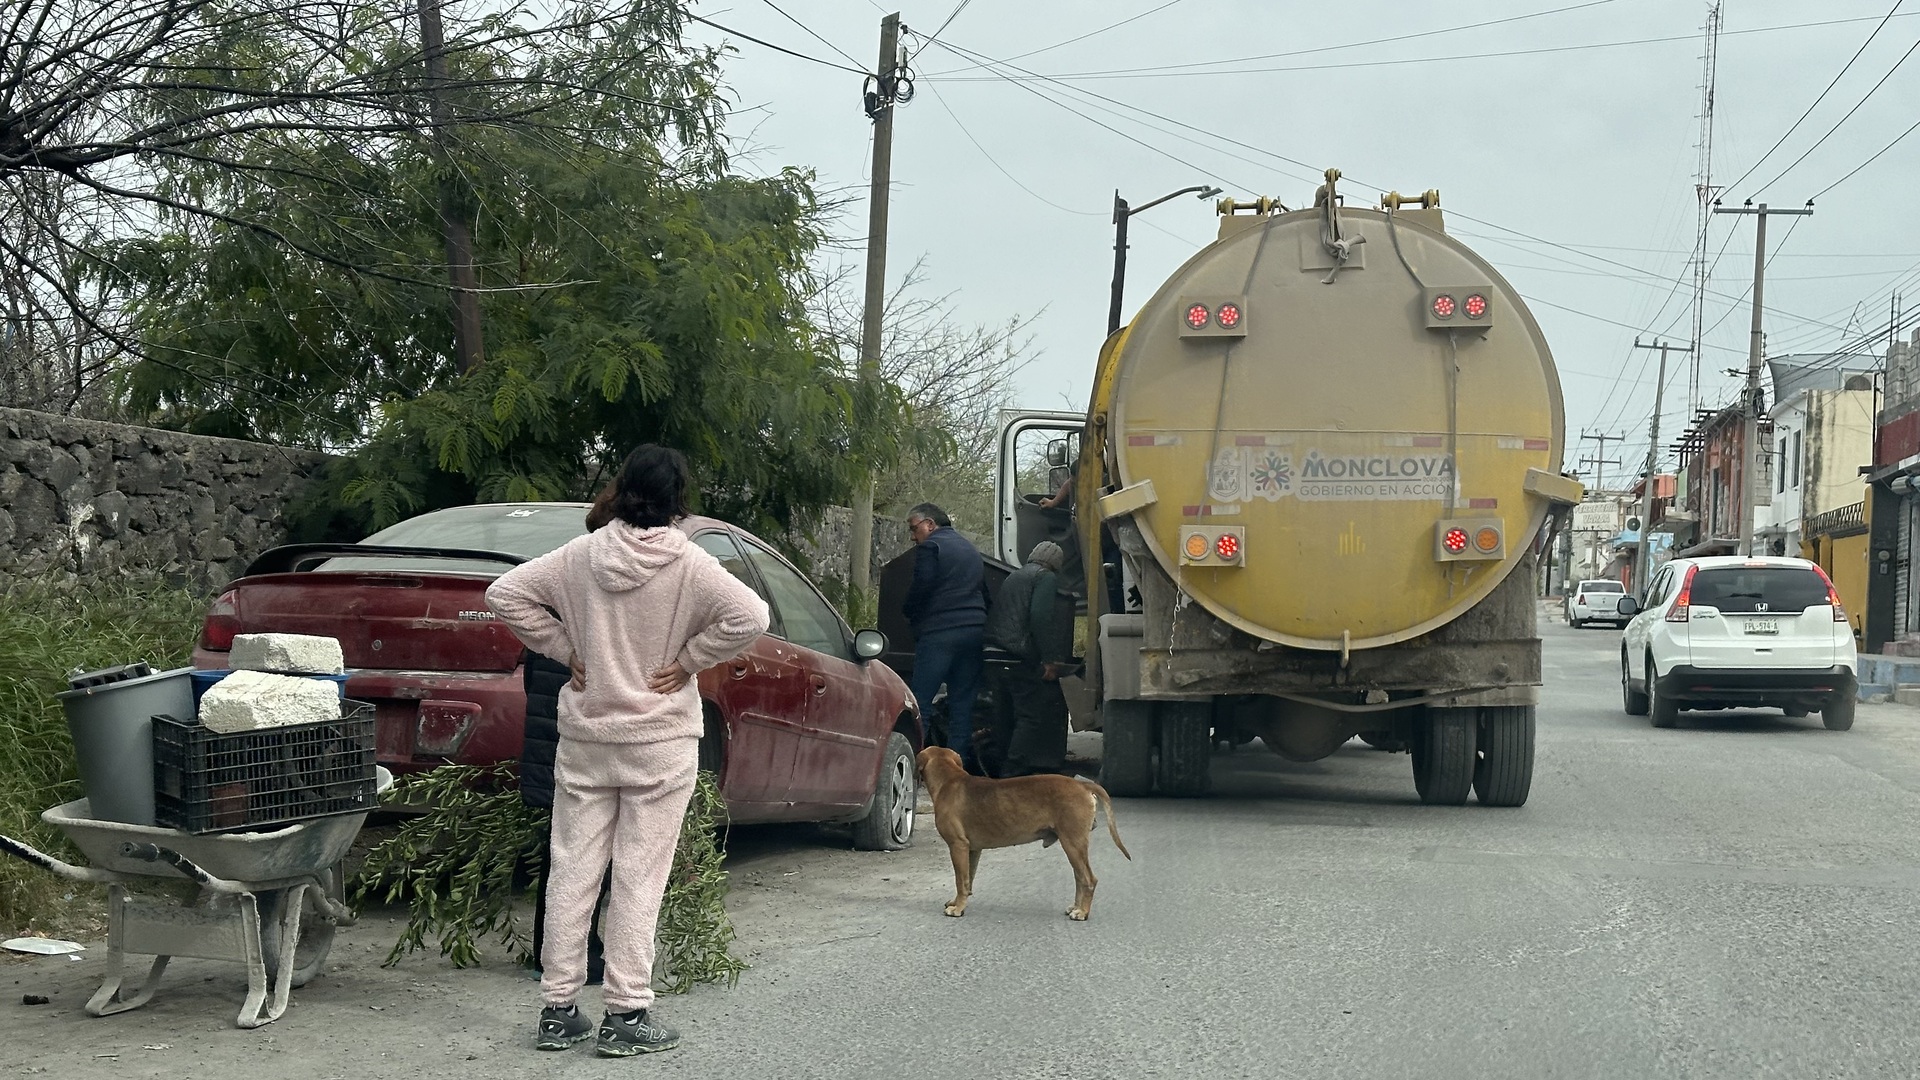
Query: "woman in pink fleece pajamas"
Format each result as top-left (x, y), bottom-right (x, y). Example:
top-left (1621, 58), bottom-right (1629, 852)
top-left (486, 446), bottom-right (769, 1057)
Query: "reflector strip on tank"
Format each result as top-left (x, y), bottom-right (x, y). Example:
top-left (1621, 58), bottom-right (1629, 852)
top-left (1128, 434), bottom-right (1183, 446)
top-left (1468, 498), bottom-right (1499, 509)
top-left (1495, 437), bottom-right (1554, 451)
top-left (1413, 436), bottom-right (1444, 448)
top-left (1180, 504), bottom-right (1243, 517)
top-left (1233, 434), bottom-right (1291, 446)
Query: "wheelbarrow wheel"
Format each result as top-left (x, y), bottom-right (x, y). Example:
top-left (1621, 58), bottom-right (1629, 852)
top-left (259, 865), bottom-right (340, 989)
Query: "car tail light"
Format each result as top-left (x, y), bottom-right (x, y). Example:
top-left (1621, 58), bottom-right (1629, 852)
top-left (200, 590), bottom-right (239, 650)
top-left (416, 700), bottom-right (481, 757)
top-left (1576, 594), bottom-right (1587, 605)
top-left (1665, 565), bottom-right (1699, 622)
top-left (1813, 565), bottom-right (1848, 623)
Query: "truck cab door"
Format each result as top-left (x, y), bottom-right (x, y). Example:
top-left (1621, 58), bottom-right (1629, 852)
top-left (996, 411), bottom-right (1089, 567)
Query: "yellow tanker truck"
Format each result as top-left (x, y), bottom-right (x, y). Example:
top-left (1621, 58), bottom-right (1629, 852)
top-left (994, 171), bottom-right (1582, 805)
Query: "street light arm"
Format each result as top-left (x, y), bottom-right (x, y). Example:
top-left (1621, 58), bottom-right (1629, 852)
top-left (1126, 184), bottom-right (1224, 217)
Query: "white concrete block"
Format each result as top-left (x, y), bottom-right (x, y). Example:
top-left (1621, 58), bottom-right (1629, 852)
top-left (230, 634), bottom-right (345, 675)
top-left (199, 670), bottom-right (341, 734)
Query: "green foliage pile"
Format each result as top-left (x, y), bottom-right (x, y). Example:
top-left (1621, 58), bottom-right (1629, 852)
top-left (0, 578), bottom-right (206, 933)
top-left (353, 765), bottom-right (742, 993)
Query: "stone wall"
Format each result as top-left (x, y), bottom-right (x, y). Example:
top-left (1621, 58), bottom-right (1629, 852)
top-left (0, 407), bottom-right (331, 590)
top-left (791, 505), bottom-right (915, 593)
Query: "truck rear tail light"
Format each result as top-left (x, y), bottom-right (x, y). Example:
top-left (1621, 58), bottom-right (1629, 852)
top-left (1464, 293), bottom-right (1489, 319)
top-left (1665, 564), bottom-right (1700, 622)
top-left (1435, 519), bottom-right (1503, 561)
top-left (1215, 302), bottom-right (1241, 329)
top-left (416, 700), bottom-right (482, 757)
top-left (1432, 294), bottom-right (1457, 320)
top-left (1180, 525), bottom-right (1244, 566)
top-left (1179, 295), bottom-right (1248, 338)
top-left (200, 590), bottom-right (239, 651)
top-left (1427, 286), bottom-right (1495, 331)
top-left (1814, 565), bottom-right (1848, 623)
top-left (1185, 303), bottom-right (1211, 329)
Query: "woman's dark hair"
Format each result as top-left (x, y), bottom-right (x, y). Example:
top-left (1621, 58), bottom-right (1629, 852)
top-left (601, 444), bottom-right (691, 529)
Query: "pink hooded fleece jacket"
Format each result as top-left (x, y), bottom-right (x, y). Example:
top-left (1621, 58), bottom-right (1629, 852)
top-left (485, 522), bottom-right (770, 745)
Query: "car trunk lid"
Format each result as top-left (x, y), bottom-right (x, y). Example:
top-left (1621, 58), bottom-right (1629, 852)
top-left (1684, 565), bottom-right (1847, 671)
top-left (205, 570), bottom-right (526, 672)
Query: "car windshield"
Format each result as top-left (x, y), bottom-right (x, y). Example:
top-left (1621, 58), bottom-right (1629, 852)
top-left (1689, 566), bottom-right (1830, 614)
top-left (1582, 582), bottom-right (1624, 593)
top-left (320, 504), bottom-right (591, 575)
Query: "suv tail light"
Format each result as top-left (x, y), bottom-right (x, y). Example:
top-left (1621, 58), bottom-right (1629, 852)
top-left (1813, 565), bottom-right (1848, 623)
top-left (1665, 565), bottom-right (1699, 623)
top-left (200, 589), bottom-right (239, 650)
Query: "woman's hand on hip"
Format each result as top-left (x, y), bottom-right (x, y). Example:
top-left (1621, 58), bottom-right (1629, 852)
top-left (569, 658), bottom-right (586, 691)
top-left (648, 661), bottom-right (693, 694)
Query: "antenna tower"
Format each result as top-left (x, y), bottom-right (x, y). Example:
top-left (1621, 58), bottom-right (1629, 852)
top-left (1688, 2), bottom-right (1724, 415)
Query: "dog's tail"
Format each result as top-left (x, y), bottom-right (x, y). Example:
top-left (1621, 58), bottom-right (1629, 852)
top-left (1088, 782), bottom-right (1131, 861)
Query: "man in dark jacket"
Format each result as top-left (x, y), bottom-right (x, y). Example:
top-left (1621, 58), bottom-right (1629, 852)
top-left (902, 503), bottom-right (992, 772)
top-left (983, 541), bottom-right (1075, 776)
top-left (524, 653), bottom-right (608, 983)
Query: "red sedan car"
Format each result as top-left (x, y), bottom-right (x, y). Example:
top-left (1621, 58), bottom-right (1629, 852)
top-left (190, 503), bottom-right (921, 849)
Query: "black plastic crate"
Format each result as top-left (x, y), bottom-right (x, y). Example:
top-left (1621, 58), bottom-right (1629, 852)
top-left (153, 701), bottom-right (377, 834)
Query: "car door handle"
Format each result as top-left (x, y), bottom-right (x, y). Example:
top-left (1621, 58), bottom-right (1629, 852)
top-left (810, 675), bottom-right (827, 695)
top-left (730, 662), bottom-right (750, 680)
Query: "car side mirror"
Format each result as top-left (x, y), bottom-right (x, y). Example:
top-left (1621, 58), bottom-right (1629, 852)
top-left (1616, 596), bottom-right (1641, 616)
top-left (853, 628), bottom-right (888, 662)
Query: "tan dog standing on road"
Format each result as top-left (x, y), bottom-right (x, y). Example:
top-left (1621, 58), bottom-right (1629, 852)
top-left (915, 746), bottom-right (1131, 921)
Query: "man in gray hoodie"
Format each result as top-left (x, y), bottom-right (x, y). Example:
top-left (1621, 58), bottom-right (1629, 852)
top-left (983, 540), bottom-right (1075, 776)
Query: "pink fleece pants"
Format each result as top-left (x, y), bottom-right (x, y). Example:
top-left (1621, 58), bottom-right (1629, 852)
top-left (540, 735), bottom-right (699, 1013)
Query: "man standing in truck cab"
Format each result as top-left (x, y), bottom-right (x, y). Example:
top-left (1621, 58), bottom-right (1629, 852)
top-left (903, 503), bottom-right (991, 772)
top-left (984, 540), bottom-right (1075, 776)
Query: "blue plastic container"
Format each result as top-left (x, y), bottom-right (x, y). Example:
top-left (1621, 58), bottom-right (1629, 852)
top-left (190, 669), bottom-right (350, 707)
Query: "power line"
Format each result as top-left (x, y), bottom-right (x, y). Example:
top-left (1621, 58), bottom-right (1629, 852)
top-left (931, 0), bottom-right (1193, 77)
top-left (910, 0), bottom-right (976, 58)
top-left (684, 12), bottom-right (871, 75)
top-left (931, 13), bottom-right (1920, 83)
top-left (1717, 0), bottom-right (1905, 196)
top-left (755, 0), bottom-right (869, 71)
top-left (1811, 116), bottom-right (1920, 200)
top-left (923, 0), bottom-right (1620, 78)
top-left (1751, 35), bottom-right (1920, 198)
top-left (923, 82), bottom-right (1102, 217)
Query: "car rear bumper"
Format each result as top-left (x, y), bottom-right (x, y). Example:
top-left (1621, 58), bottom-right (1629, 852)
top-left (1655, 664), bottom-right (1858, 704)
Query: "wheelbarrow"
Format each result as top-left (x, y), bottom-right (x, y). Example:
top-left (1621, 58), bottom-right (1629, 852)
top-left (0, 766), bottom-right (391, 1028)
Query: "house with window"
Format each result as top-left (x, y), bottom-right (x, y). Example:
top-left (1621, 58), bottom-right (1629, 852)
top-left (1757, 353), bottom-right (1878, 558)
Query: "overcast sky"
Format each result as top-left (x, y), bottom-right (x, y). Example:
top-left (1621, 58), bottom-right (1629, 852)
top-left (688, 0), bottom-right (1920, 489)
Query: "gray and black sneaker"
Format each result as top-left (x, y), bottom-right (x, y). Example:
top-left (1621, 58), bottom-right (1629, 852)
top-left (596, 1009), bottom-right (680, 1057)
top-left (536, 1004), bottom-right (594, 1050)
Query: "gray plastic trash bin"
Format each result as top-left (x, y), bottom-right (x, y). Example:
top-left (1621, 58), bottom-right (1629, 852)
top-left (55, 666), bottom-right (193, 826)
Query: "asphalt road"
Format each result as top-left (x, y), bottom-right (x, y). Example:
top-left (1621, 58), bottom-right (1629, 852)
top-left (10, 609), bottom-right (1920, 1079)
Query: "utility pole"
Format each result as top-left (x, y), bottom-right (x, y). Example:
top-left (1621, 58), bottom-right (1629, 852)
top-left (847, 12), bottom-right (901, 598)
top-left (1715, 201), bottom-right (1813, 555)
top-left (1578, 431), bottom-right (1623, 493)
top-left (1631, 339), bottom-right (1691, 596)
top-left (418, 0), bottom-right (484, 374)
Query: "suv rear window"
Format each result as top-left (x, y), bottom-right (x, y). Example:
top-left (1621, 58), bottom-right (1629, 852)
top-left (1689, 567), bottom-right (1830, 614)
top-left (1581, 581), bottom-right (1624, 593)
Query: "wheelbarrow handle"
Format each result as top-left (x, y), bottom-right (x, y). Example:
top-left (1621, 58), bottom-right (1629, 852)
top-left (116, 842), bottom-right (250, 893)
top-left (0, 833), bottom-right (125, 884)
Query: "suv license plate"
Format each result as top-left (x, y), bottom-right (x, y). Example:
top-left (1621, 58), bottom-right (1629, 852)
top-left (1745, 618), bottom-right (1780, 635)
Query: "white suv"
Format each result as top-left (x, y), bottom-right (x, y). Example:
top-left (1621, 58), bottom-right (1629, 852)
top-left (1566, 579), bottom-right (1628, 628)
top-left (1618, 556), bottom-right (1858, 730)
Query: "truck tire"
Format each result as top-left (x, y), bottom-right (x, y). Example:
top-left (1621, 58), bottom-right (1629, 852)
top-left (1100, 700), bottom-right (1156, 797)
top-left (1155, 701), bottom-right (1212, 797)
top-left (1648, 656), bottom-right (1679, 729)
top-left (1412, 708), bottom-right (1475, 806)
top-left (1621, 651), bottom-right (1648, 716)
top-left (1822, 693), bottom-right (1856, 732)
top-left (1473, 706), bottom-right (1534, 808)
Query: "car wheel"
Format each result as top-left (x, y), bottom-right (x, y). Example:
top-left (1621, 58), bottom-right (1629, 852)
top-left (1648, 657), bottom-right (1679, 729)
top-left (1412, 707), bottom-right (1475, 806)
top-left (258, 864), bottom-right (340, 989)
top-left (1155, 701), bottom-right (1212, 797)
top-left (1099, 700), bottom-right (1156, 797)
top-left (851, 731), bottom-right (916, 851)
top-left (1622, 651), bottom-right (1649, 715)
top-left (1822, 693), bottom-right (1857, 732)
top-left (1473, 706), bottom-right (1534, 807)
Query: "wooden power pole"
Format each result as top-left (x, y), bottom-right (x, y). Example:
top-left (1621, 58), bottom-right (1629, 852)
top-left (848, 12), bottom-right (900, 597)
top-left (418, 0), bottom-right (485, 374)
top-left (1714, 201), bottom-right (1812, 555)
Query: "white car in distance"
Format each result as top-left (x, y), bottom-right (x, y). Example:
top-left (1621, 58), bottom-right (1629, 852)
top-left (1566, 579), bottom-right (1628, 628)
top-left (1617, 556), bottom-right (1858, 731)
